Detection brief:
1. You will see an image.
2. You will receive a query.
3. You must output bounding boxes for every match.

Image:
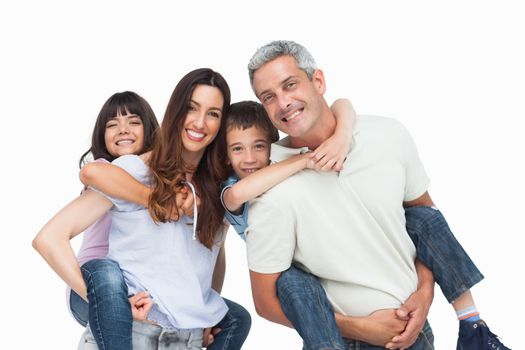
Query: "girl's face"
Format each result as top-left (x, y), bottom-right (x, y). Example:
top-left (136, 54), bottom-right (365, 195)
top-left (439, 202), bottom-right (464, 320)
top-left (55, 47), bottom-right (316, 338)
top-left (181, 85), bottom-right (224, 164)
top-left (104, 111), bottom-right (145, 157)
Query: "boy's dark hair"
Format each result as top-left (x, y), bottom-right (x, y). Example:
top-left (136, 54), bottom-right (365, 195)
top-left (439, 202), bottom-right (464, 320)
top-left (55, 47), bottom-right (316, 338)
top-left (226, 101), bottom-right (280, 143)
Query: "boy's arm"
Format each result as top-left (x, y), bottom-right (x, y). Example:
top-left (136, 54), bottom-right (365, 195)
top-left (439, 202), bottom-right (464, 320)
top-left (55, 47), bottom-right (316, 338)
top-left (32, 190), bottom-right (113, 300)
top-left (223, 153), bottom-right (313, 213)
top-left (80, 162), bottom-right (151, 207)
top-left (311, 98), bottom-right (356, 171)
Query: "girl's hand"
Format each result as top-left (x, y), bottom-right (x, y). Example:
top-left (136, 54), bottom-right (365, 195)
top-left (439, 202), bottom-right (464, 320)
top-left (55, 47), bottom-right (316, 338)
top-left (129, 291), bottom-right (153, 321)
top-left (168, 186), bottom-right (201, 220)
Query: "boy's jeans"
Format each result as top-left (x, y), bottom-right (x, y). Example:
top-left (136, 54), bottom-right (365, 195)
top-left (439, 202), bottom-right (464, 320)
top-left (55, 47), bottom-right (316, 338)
top-left (70, 258), bottom-right (251, 350)
top-left (277, 206), bottom-right (483, 349)
top-left (405, 206), bottom-right (484, 302)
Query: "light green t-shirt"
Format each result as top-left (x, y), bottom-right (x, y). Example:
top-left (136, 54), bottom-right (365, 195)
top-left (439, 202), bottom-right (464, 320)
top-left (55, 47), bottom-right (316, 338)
top-left (246, 115), bottom-right (430, 316)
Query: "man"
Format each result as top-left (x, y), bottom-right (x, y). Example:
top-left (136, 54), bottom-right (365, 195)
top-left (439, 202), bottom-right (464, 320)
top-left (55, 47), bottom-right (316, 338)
top-left (245, 40), bottom-right (437, 349)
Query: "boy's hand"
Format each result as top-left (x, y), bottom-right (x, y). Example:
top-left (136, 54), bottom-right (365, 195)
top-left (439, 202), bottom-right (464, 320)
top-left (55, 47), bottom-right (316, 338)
top-left (311, 131), bottom-right (352, 171)
top-left (129, 291), bottom-right (153, 321)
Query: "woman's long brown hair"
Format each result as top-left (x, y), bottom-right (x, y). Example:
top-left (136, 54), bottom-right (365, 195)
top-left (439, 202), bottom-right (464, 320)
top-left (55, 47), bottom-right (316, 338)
top-left (148, 68), bottom-right (230, 249)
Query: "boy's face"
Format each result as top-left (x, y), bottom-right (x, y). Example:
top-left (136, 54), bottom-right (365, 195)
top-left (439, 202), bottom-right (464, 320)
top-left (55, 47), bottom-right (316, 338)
top-left (226, 126), bottom-right (271, 179)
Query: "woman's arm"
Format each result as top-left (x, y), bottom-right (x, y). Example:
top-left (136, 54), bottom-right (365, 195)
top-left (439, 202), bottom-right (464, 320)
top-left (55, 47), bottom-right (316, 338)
top-left (211, 245), bottom-right (226, 293)
top-left (311, 98), bottom-right (356, 171)
top-left (80, 162), bottom-right (150, 207)
top-left (223, 152), bottom-right (313, 213)
top-left (32, 190), bottom-right (113, 300)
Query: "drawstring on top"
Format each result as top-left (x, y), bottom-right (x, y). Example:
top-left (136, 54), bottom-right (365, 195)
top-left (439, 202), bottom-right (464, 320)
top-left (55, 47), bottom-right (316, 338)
top-left (184, 181), bottom-right (198, 240)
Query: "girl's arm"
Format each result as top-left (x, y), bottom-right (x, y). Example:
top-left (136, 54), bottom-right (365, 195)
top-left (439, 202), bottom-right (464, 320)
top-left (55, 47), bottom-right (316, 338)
top-left (80, 162), bottom-right (191, 219)
top-left (311, 98), bottom-right (356, 171)
top-left (223, 152), bottom-right (313, 213)
top-left (32, 190), bottom-right (113, 300)
top-left (80, 162), bottom-right (150, 207)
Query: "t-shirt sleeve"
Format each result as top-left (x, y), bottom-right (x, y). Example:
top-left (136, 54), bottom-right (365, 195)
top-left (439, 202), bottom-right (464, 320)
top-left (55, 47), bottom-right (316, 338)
top-left (399, 124), bottom-right (430, 201)
top-left (245, 195), bottom-right (296, 273)
top-left (221, 184), bottom-right (249, 241)
top-left (89, 154), bottom-right (145, 212)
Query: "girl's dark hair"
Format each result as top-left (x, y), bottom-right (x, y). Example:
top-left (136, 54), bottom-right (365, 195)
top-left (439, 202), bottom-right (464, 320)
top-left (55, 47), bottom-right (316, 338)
top-left (148, 68), bottom-right (231, 249)
top-left (79, 91), bottom-right (160, 167)
top-left (226, 100), bottom-right (280, 143)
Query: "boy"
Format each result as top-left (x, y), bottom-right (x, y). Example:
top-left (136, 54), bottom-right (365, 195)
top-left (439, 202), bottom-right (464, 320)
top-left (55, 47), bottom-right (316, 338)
top-left (221, 100), bottom-right (509, 349)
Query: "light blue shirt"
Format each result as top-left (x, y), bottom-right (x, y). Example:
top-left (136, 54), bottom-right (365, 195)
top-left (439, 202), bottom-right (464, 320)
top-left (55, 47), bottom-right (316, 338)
top-left (221, 175), bottom-right (248, 241)
top-left (102, 155), bottom-right (228, 330)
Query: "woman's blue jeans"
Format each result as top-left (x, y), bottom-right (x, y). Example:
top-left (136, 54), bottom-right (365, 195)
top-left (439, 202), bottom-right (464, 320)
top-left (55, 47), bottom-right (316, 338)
top-left (276, 206), bottom-right (484, 349)
top-left (70, 258), bottom-right (251, 350)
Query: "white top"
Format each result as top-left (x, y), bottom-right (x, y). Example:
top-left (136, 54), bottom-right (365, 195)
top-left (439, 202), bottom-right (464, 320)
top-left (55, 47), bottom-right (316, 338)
top-left (101, 154), bottom-right (228, 329)
top-left (246, 115), bottom-right (430, 316)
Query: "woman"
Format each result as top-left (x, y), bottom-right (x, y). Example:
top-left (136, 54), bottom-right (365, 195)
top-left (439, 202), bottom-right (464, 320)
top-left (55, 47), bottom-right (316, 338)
top-left (34, 69), bottom-right (250, 350)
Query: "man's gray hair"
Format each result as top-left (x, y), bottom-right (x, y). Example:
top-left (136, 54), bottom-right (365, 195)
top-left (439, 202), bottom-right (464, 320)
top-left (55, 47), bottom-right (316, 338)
top-left (248, 40), bottom-right (317, 86)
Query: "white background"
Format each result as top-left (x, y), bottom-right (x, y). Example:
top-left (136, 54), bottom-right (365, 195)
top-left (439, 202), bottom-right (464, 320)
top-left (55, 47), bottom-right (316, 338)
top-left (1, 1), bottom-right (522, 348)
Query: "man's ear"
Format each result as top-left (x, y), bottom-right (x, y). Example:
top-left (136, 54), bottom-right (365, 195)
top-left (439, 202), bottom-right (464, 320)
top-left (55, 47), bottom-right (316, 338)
top-left (312, 69), bottom-right (326, 95)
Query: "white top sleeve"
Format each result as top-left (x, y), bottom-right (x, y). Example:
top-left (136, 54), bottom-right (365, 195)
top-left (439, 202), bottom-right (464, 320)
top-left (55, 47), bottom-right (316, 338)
top-left (399, 124), bottom-right (430, 201)
top-left (245, 194), bottom-right (296, 273)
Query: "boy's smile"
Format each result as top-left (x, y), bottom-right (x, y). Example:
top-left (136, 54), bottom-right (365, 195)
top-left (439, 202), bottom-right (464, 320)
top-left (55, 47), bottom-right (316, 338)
top-left (226, 126), bottom-right (271, 179)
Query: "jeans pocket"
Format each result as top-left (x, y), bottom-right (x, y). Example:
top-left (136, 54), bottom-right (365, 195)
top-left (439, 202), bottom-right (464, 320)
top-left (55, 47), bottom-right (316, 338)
top-left (77, 328), bottom-right (98, 350)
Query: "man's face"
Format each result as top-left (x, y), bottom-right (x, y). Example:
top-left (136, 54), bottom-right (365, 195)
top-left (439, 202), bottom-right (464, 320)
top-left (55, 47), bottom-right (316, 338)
top-left (252, 55), bottom-right (326, 139)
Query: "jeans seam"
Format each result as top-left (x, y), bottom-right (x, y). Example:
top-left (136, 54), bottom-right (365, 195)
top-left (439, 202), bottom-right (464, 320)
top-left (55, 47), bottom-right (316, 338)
top-left (81, 264), bottom-right (106, 350)
top-left (419, 327), bottom-right (434, 349)
top-left (408, 208), bottom-right (483, 303)
top-left (312, 275), bottom-right (343, 350)
top-left (218, 310), bottom-right (235, 350)
top-left (421, 226), bottom-right (483, 303)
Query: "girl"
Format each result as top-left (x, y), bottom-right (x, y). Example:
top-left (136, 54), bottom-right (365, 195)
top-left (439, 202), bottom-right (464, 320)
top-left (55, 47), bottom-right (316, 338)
top-left (34, 91), bottom-right (160, 349)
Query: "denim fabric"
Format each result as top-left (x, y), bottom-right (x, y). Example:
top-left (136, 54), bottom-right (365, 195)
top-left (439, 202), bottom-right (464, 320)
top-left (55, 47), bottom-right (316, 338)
top-left (70, 289), bottom-right (89, 327)
top-left (209, 298), bottom-right (251, 350)
top-left (78, 321), bottom-right (204, 350)
top-left (405, 206), bottom-right (484, 303)
top-left (345, 321), bottom-right (434, 349)
top-left (81, 258), bottom-right (132, 350)
top-left (277, 265), bottom-right (346, 350)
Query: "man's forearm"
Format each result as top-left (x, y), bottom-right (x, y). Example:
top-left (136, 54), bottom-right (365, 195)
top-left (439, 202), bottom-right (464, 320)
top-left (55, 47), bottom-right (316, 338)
top-left (415, 258), bottom-right (435, 296)
top-left (335, 313), bottom-right (365, 340)
top-left (335, 309), bottom-right (408, 347)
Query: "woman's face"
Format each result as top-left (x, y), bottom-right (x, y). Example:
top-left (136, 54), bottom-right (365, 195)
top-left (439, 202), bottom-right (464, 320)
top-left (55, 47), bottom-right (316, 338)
top-left (181, 84), bottom-right (224, 164)
top-left (104, 111), bottom-right (145, 157)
